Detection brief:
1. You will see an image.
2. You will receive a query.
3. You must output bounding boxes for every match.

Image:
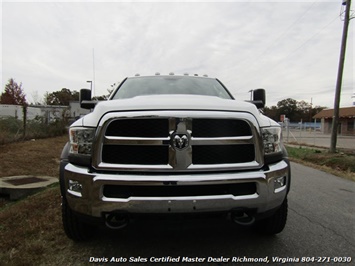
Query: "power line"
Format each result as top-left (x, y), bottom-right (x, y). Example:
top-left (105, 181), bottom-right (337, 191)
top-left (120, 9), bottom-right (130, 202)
top-left (258, 0), bottom-right (320, 58)
top-left (236, 12), bottom-right (341, 91)
top-left (224, 0), bottom-right (320, 87)
top-left (273, 14), bottom-right (340, 66)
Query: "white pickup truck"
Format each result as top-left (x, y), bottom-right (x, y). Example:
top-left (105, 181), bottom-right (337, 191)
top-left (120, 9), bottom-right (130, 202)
top-left (60, 74), bottom-right (290, 241)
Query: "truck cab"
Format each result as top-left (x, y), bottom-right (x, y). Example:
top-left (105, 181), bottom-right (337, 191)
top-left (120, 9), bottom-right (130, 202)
top-left (60, 73), bottom-right (290, 241)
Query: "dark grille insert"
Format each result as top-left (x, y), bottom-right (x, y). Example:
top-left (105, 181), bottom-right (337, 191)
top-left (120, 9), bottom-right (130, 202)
top-left (193, 145), bottom-right (255, 164)
top-left (101, 117), bottom-right (256, 168)
top-left (102, 145), bottom-right (168, 165)
top-left (103, 183), bottom-right (256, 198)
top-left (106, 119), bottom-right (168, 137)
top-left (192, 119), bottom-right (251, 137)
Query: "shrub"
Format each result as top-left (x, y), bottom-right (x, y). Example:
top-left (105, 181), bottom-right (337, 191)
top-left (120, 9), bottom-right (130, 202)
top-left (0, 116), bottom-right (67, 145)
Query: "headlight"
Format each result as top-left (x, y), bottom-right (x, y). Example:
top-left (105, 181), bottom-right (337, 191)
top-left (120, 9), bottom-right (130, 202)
top-left (69, 127), bottom-right (95, 155)
top-left (261, 127), bottom-right (282, 154)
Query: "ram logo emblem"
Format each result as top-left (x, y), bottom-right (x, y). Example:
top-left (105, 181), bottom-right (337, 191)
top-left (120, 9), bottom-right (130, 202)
top-left (172, 134), bottom-right (189, 150)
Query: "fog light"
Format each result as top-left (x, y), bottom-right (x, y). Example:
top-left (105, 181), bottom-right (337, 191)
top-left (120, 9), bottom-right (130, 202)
top-left (68, 180), bottom-right (83, 197)
top-left (274, 176), bottom-right (286, 193)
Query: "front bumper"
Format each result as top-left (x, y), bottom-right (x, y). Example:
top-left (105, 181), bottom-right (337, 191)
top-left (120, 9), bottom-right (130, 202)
top-left (63, 160), bottom-right (289, 218)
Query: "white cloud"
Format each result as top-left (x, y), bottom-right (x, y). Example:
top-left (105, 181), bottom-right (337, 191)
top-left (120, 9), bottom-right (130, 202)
top-left (2, 0), bottom-right (354, 108)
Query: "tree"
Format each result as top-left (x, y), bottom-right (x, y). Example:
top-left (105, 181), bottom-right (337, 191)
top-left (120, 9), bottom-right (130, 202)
top-left (296, 100), bottom-right (311, 122)
top-left (0, 78), bottom-right (27, 105)
top-left (276, 98), bottom-right (298, 122)
top-left (263, 105), bottom-right (280, 122)
top-left (312, 105), bottom-right (326, 119)
top-left (263, 98), bottom-right (326, 123)
top-left (92, 89), bottom-right (113, 101)
top-left (45, 88), bottom-right (79, 106)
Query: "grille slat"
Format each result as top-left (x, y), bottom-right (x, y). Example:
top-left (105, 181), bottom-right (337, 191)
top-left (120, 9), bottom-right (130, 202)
top-left (100, 117), bottom-right (257, 169)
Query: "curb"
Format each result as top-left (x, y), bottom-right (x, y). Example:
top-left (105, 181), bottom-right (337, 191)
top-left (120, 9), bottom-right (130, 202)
top-left (0, 175), bottom-right (58, 200)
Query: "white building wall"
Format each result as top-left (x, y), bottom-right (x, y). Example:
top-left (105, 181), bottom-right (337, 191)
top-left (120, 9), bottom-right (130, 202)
top-left (0, 104), bottom-right (68, 121)
top-left (69, 101), bottom-right (90, 118)
top-left (0, 103), bottom-right (90, 121)
top-left (0, 105), bottom-right (23, 119)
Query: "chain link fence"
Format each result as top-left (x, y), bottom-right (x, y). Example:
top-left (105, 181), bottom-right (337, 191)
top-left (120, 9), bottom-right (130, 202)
top-left (0, 105), bottom-right (69, 145)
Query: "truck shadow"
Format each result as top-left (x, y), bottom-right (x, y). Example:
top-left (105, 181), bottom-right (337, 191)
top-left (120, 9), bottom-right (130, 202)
top-left (84, 216), bottom-right (287, 262)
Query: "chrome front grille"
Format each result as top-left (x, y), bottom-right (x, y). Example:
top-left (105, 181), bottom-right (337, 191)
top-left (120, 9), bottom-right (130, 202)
top-left (92, 111), bottom-right (263, 172)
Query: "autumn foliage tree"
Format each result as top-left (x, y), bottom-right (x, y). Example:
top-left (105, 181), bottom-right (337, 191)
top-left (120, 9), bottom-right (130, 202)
top-left (0, 78), bottom-right (27, 105)
top-left (0, 78), bottom-right (28, 138)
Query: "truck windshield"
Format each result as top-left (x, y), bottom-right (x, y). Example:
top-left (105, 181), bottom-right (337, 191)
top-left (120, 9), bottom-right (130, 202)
top-left (111, 76), bottom-right (233, 100)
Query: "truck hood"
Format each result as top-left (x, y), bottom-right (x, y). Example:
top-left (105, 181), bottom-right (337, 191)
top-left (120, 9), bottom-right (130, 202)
top-left (74, 95), bottom-right (273, 127)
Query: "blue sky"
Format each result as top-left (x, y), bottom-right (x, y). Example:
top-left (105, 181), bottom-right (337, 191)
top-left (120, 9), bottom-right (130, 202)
top-left (1, 0), bottom-right (354, 108)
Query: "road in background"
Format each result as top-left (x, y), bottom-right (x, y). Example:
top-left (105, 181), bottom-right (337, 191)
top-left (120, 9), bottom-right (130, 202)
top-left (283, 129), bottom-right (355, 150)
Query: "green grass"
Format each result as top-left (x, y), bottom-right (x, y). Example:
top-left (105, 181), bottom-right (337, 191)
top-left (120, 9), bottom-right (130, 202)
top-left (0, 137), bottom-right (353, 265)
top-left (286, 146), bottom-right (355, 179)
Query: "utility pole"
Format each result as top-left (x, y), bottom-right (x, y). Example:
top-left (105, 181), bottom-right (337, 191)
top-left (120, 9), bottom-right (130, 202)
top-left (92, 48), bottom-right (96, 97)
top-left (330, 0), bottom-right (352, 153)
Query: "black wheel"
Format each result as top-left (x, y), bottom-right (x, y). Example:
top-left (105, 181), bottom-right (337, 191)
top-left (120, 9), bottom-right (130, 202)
top-left (62, 197), bottom-right (96, 241)
top-left (254, 197), bottom-right (288, 235)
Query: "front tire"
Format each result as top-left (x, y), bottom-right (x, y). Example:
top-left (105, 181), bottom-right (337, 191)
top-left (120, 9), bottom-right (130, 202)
top-left (61, 197), bottom-right (96, 241)
top-left (254, 198), bottom-right (288, 235)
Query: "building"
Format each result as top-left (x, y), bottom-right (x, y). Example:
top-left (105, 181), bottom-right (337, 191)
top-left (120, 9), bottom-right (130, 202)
top-left (0, 104), bottom-right (68, 121)
top-left (313, 106), bottom-right (355, 135)
top-left (0, 102), bottom-right (89, 122)
top-left (68, 101), bottom-right (90, 119)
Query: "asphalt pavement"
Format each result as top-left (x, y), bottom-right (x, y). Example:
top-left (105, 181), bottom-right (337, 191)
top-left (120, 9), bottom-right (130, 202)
top-left (80, 162), bottom-right (355, 265)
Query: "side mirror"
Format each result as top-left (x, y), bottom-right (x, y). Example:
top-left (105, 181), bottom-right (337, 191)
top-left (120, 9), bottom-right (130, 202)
top-left (80, 88), bottom-right (97, 109)
top-left (252, 88), bottom-right (266, 108)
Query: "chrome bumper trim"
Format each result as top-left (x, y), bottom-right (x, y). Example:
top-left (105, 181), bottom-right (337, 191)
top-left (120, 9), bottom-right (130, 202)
top-left (64, 160), bottom-right (289, 217)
